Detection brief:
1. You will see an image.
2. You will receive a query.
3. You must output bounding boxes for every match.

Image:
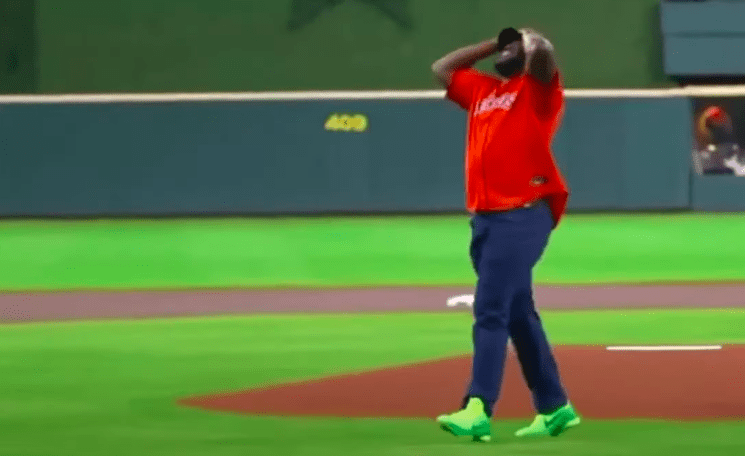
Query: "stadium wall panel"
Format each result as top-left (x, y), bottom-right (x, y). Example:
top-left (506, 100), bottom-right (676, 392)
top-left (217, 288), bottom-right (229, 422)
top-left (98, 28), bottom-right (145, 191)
top-left (0, 97), bottom-right (693, 216)
top-left (30, 0), bottom-right (667, 94)
top-left (0, 0), bottom-right (37, 94)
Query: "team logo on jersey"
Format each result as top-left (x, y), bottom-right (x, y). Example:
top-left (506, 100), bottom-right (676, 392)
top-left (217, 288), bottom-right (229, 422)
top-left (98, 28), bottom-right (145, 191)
top-left (474, 92), bottom-right (517, 116)
top-left (530, 176), bottom-right (547, 186)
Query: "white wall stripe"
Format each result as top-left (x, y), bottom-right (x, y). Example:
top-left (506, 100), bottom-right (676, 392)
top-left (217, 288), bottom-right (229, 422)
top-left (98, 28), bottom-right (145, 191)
top-left (606, 345), bottom-right (722, 351)
top-left (2, 85), bottom-right (745, 104)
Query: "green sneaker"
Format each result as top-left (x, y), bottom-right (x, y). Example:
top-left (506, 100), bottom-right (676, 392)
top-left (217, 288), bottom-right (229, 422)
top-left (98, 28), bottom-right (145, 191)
top-left (515, 403), bottom-right (581, 437)
top-left (436, 397), bottom-right (491, 442)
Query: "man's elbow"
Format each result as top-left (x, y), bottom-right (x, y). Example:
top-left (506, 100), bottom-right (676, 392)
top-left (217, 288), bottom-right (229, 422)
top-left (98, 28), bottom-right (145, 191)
top-left (431, 61), bottom-right (451, 87)
top-left (431, 61), bottom-right (445, 80)
top-left (527, 49), bottom-right (557, 85)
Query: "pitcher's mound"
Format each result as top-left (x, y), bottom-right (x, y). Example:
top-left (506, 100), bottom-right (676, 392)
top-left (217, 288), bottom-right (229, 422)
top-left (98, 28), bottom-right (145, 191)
top-left (179, 345), bottom-right (745, 420)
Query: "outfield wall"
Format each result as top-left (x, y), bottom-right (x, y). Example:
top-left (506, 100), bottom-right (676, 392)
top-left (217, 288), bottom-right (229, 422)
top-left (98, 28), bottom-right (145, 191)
top-left (2, 91), bottom-right (729, 217)
top-left (0, 0), bottom-right (36, 94)
top-left (5, 0), bottom-right (668, 94)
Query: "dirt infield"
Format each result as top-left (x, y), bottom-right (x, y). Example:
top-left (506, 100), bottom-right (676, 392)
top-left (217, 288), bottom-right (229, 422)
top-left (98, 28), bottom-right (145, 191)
top-left (1, 283), bottom-right (744, 322)
top-left (4, 285), bottom-right (743, 421)
top-left (180, 345), bottom-right (745, 420)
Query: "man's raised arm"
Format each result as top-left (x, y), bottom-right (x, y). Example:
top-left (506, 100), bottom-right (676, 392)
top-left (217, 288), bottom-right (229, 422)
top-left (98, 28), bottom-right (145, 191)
top-left (431, 39), bottom-right (499, 88)
top-left (521, 29), bottom-right (558, 85)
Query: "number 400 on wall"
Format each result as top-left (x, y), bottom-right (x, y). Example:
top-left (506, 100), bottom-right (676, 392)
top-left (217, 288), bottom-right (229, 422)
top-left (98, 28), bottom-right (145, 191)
top-left (324, 113), bottom-right (369, 132)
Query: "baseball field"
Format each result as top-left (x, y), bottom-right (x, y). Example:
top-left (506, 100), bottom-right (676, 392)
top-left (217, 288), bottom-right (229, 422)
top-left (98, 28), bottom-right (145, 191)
top-left (1, 212), bottom-right (744, 456)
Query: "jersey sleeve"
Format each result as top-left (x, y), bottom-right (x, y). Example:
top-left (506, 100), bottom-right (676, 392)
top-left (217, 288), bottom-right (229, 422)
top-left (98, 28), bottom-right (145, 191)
top-left (446, 68), bottom-right (494, 110)
top-left (527, 71), bottom-right (564, 120)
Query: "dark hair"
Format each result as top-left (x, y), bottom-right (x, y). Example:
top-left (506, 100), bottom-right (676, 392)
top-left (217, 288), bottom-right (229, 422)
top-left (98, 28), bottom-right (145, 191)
top-left (496, 27), bottom-right (522, 51)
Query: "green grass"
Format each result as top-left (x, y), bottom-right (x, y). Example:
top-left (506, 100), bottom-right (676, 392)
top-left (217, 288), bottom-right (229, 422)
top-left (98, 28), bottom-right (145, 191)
top-left (1, 213), bottom-right (744, 291)
top-left (1, 309), bottom-right (744, 456)
top-left (8, 415), bottom-right (745, 456)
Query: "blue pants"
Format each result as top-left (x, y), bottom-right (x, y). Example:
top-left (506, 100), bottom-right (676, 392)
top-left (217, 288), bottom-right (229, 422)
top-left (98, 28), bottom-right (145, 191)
top-left (465, 201), bottom-right (568, 416)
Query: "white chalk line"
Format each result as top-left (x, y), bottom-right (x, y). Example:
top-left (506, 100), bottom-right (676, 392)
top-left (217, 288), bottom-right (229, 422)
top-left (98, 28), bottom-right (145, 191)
top-left (445, 297), bottom-right (725, 352)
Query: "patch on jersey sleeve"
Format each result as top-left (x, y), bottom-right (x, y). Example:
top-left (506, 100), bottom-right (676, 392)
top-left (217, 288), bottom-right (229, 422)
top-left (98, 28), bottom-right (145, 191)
top-left (530, 176), bottom-right (547, 186)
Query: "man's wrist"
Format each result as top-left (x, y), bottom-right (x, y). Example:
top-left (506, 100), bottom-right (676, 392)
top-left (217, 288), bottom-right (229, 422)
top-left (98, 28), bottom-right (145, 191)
top-left (481, 37), bottom-right (499, 55)
top-left (521, 29), bottom-right (553, 53)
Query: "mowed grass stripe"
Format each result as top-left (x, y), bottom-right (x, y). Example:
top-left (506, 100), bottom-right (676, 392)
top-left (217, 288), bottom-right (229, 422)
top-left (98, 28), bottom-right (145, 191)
top-left (1, 309), bottom-right (743, 393)
top-left (1, 213), bottom-right (744, 290)
top-left (1, 309), bottom-right (744, 456)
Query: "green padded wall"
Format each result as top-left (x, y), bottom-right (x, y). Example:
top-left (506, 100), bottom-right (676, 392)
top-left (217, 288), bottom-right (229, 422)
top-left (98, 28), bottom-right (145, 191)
top-left (0, 0), bottom-right (36, 93)
top-left (34, 0), bottom-right (669, 93)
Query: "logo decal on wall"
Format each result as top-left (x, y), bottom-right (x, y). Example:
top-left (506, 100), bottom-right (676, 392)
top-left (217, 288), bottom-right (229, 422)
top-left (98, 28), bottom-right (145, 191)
top-left (324, 113), bottom-right (369, 132)
top-left (288, 0), bottom-right (413, 31)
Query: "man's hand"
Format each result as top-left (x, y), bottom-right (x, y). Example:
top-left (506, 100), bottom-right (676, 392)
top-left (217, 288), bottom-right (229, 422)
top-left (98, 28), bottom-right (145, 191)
top-left (520, 28), bottom-right (558, 85)
top-left (431, 38), bottom-right (499, 88)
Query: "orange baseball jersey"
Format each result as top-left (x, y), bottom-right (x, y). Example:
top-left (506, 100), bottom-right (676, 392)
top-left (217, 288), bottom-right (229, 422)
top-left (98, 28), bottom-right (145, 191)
top-left (446, 68), bottom-right (570, 227)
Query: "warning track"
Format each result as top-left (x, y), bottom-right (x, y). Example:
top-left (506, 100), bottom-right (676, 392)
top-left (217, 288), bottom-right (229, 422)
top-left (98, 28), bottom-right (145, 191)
top-left (0, 283), bottom-right (743, 323)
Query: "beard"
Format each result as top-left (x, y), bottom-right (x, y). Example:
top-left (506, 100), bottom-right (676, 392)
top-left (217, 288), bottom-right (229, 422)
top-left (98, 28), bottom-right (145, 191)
top-left (495, 55), bottom-right (525, 79)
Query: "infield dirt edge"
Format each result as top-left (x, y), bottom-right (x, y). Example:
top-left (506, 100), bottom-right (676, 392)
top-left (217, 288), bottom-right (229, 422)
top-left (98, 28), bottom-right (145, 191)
top-left (179, 345), bottom-right (745, 421)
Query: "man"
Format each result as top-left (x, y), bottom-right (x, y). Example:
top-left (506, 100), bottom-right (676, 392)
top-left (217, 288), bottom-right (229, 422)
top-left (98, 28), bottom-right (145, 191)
top-left (693, 106), bottom-right (745, 176)
top-left (431, 27), bottom-right (580, 442)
